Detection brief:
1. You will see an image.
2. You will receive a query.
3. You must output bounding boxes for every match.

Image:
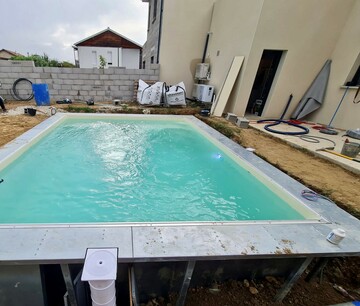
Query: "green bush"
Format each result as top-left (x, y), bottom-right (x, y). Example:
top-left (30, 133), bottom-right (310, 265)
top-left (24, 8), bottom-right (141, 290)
top-left (11, 53), bottom-right (75, 68)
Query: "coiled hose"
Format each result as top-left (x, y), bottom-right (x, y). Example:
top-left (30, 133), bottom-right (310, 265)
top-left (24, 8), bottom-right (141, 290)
top-left (11, 78), bottom-right (34, 101)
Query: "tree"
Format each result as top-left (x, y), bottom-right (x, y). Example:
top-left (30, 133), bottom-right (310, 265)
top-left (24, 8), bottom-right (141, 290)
top-left (99, 55), bottom-right (107, 69)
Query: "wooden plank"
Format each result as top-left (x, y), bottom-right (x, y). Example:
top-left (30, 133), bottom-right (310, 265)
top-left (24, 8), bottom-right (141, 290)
top-left (211, 56), bottom-right (244, 116)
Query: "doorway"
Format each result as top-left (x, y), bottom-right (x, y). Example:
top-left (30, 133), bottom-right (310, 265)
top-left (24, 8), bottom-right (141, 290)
top-left (246, 50), bottom-right (283, 116)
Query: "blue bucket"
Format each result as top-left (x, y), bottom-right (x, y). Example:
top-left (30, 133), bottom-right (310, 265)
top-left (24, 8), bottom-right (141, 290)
top-left (32, 84), bottom-right (50, 106)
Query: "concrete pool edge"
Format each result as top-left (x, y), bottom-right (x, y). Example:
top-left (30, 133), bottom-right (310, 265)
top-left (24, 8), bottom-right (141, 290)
top-left (0, 113), bottom-right (360, 264)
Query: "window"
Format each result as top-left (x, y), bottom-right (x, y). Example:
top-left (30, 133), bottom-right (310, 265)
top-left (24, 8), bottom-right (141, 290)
top-left (345, 53), bottom-right (360, 86)
top-left (151, 56), bottom-right (154, 64)
top-left (142, 61), bottom-right (146, 69)
top-left (152, 0), bottom-right (157, 23)
top-left (346, 66), bottom-right (360, 86)
top-left (92, 51), bottom-right (97, 67)
top-left (107, 51), bottom-right (113, 66)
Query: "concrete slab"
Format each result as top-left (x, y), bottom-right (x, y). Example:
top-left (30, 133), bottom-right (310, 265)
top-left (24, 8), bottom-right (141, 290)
top-left (249, 120), bottom-right (360, 175)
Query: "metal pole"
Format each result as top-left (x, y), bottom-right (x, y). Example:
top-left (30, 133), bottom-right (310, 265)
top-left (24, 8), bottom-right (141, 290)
top-left (305, 257), bottom-right (329, 283)
top-left (274, 257), bottom-right (313, 302)
top-left (61, 264), bottom-right (79, 306)
top-left (176, 261), bottom-right (196, 306)
top-left (328, 86), bottom-right (349, 128)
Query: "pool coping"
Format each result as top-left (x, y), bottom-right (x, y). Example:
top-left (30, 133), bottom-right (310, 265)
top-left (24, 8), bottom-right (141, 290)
top-left (0, 113), bottom-right (360, 264)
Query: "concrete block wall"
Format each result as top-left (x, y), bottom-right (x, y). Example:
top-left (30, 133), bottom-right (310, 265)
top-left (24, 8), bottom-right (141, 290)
top-left (0, 61), bottom-right (160, 102)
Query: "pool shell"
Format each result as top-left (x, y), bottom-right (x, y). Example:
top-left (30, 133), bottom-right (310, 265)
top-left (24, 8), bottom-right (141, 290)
top-left (1, 113), bottom-right (322, 226)
top-left (0, 113), bottom-right (359, 264)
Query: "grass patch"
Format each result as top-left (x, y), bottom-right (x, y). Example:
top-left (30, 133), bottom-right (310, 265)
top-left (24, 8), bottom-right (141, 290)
top-left (65, 106), bottom-right (97, 113)
top-left (196, 115), bottom-right (235, 138)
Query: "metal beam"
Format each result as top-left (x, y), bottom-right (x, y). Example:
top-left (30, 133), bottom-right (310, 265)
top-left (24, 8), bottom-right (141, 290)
top-left (274, 257), bottom-right (313, 302)
top-left (130, 266), bottom-right (139, 306)
top-left (176, 261), bottom-right (196, 306)
top-left (305, 257), bottom-right (329, 283)
top-left (61, 264), bottom-right (78, 306)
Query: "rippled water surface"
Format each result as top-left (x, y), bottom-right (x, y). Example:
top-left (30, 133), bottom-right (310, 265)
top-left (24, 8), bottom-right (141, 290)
top-left (0, 118), bottom-right (304, 223)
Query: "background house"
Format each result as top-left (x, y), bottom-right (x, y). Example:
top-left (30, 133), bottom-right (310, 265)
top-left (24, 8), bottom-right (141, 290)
top-left (73, 28), bottom-right (142, 69)
top-left (0, 49), bottom-right (23, 60)
top-left (141, 0), bottom-right (360, 130)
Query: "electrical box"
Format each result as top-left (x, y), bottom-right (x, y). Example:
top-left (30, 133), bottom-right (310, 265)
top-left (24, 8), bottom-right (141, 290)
top-left (195, 63), bottom-right (210, 80)
top-left (192, 84), bottom-right (214, 103)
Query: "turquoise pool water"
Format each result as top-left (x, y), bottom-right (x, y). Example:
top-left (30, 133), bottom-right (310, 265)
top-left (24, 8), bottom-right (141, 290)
top-left (0, 118), bottom-right (307, 224)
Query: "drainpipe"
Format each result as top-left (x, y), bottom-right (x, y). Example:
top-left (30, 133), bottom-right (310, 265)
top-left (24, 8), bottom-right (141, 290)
top-left (156, 0), bottom-right (164, 64)
top-left (201, 33), bottom-right (210, 63)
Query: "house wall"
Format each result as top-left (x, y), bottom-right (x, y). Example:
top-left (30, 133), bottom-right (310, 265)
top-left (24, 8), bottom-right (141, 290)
top-left (308, 0), bottom-right (360, 129)
top-left (142, 0), bottom-right (162, 67)
top-left (0, 60), bottom-right (159, 102)
top-left (78, 47), bottom-right (140, 69)
top-left (122, 49), bottom-right (141, 69)
top-left (229, 0), bottom-right (355, 125)
top-left (206, 0), bottom-right (264, 112)
top-left (158, 0), bottom-right (215, 92)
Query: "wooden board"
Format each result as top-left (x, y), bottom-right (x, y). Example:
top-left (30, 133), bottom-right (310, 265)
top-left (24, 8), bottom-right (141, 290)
top-left (211, 56), bottom-right (244, 116)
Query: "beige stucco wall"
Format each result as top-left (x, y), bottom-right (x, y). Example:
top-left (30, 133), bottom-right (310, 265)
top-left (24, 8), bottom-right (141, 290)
top-left (227, 0), bottom-right (355, 123)
top-left (308, 0), bottom-right (360, 129)
top-left (207, 0), bottom-right (264, 112)
top-left (158, 0), bottom-right (215, 91)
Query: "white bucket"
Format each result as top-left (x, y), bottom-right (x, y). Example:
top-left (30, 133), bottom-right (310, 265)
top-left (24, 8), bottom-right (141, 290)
top-left (92, 294), bottom-right (116, 306)
top-left (326, 228), bottom-right (346, 245)
top-left (90, 280), bottom-right (115, 304)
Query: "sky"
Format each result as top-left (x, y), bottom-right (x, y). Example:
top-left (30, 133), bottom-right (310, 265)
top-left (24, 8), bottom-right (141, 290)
top-left (0, 0), bottom-right (148, 63)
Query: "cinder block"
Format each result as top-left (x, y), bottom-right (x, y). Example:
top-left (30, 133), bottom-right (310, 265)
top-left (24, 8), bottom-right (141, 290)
top-left (109, 75), bottom-right (120, 80)
top-left (94, 80), bottom-right (102, 85)
top-left (0, 67), bottom-right (13, 73)
top-left (40, 73), bottom-right (51, 79)
top-left (149, 75), bottom-right (159, 81)
top-left (119, 75), bottom-right (130, 80)
top-left (96, 91), bottom-right (106, 95)
top-left (100, 75), bottom-right (109, 80)
top-left (150, 64), bottom-right (160, 70)
top-left (104, 80), bottom-right (113, 86)
top-left (110, 85), bottom-right (119, 91)
top-left (61, 85), bottom-right (72, 90)
top-left (10, 60), bottom-right (35, 67)
top-left (120, 85), bottom-right (130, 91)
top-left (89, 75), bottom-right (99, 80)
top-left (125, 69), bottom-right (135, 75)
top-left (235, 117), bottom-right (250, 128)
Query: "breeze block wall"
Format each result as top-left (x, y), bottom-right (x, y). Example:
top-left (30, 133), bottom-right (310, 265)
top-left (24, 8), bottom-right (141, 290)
top-left (0, 60), bottom-right (160, 102)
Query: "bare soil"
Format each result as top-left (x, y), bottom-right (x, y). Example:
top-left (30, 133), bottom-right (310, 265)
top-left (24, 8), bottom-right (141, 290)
top-left (1, 101), bottom-right (360, 306)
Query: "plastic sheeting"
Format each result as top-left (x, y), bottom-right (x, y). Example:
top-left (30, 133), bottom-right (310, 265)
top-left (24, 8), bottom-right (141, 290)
top-left (291, 60), bottom-right (331, 119)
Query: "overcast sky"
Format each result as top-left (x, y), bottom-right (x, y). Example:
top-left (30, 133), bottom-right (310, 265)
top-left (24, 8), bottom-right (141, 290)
top-left (1, 0), bottom-right (148, 63)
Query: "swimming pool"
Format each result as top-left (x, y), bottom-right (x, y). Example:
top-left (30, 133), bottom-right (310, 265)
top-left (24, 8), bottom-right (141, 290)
top-left (0, 114), bottom-right (321, 226)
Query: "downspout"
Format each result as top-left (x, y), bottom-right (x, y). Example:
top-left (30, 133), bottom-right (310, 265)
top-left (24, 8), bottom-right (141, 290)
top-left (118, 48), bottom-right (120, 67)
top-left (156, 0), bottom-right (163, 64)
top-left (201, 34), bottom-right (210, 63)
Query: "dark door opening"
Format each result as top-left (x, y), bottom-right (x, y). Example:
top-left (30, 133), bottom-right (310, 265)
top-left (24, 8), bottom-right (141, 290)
top-left (246, 50), bottom-right (283, 116)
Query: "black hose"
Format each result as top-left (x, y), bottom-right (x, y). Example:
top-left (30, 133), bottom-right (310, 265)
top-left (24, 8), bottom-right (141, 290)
top-left (12, 78), bottom-right (34, 101)
top-left (258, 119), bottom-right (309, 135)
top-left (257, 94), bottom-right (309, 135)
top-left (296, 135), bottom-right (336, 147)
